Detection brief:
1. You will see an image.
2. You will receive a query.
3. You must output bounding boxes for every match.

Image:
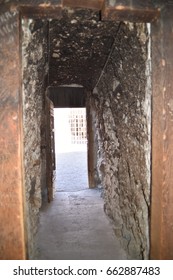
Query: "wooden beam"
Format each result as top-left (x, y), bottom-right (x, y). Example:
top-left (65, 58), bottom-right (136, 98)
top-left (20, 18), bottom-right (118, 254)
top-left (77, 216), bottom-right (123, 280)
top-left (151, 4), bottom-right (173, 260)
top-left (87, 100), bottom-right (97, 189)
top-left (6, 0), bottom-right (104, 12)
top-left (0, 1), bottom-right (62, 19)
top-left (102, 0), bottom-right (160, 22)
top-left (0, 1), bottom-right (160, 21)
top-left (63, 0), bottom-right (105, 10)
top-left (0, 10), bottom-right (26, 260)
top-left (19, 1), bottom-right (62, 19)
top-left (20, 6), bottom-right (62, 19)
top-left (9, 0), bottom-right (62, 5)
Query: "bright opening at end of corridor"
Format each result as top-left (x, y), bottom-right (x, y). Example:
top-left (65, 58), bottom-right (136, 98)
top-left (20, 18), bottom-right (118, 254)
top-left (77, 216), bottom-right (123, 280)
top-left (54, 108), bottom-right (89, 192)
top-left (37, 108), bottom-right (127, 259)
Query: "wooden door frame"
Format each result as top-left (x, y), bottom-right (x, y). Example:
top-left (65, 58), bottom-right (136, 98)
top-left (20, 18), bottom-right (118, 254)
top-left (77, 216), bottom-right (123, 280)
top-left (45, 95), bottom-right (55, 202)
top-left (1, 0), bottom-right (173, 259)
top-left (87, 96), bottom-right (99, 189)
top-left (150, 3), bottom-right (173, 259)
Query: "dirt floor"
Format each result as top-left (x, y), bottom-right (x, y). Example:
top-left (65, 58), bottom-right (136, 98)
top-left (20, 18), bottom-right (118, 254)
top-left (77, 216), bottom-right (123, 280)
top-left (36, 151), bottom-right (127, 260)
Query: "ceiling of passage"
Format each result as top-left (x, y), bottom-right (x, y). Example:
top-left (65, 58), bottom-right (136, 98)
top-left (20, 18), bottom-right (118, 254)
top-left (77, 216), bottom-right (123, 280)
top-left (49, 9), bottom-right (120, 90)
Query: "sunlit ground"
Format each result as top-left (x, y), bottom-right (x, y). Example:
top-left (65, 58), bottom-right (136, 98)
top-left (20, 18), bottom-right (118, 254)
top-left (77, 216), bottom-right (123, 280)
top-left (54, 108), bottom-right (88, 191)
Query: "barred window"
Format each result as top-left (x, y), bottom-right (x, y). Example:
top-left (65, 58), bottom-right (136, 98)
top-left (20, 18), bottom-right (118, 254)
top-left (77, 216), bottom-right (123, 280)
top-left (68, 108), bottom-right (87, 144)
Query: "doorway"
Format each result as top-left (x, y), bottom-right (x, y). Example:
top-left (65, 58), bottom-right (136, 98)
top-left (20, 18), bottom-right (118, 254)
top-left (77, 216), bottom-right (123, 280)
top-left (1, 0), bottom-right (173, 261)
top-left (54, 108), bottom-right (89, 192)
top-left (37, 108), bottom-right (127, 260)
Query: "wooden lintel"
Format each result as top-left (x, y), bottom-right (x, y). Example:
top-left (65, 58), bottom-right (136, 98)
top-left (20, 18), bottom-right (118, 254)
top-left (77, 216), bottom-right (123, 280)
top-left (0, 1), bottom-right (63, 19)
top-left (63, 0), bottom-right (105, 10)
top-left (102, 6), bottom-right (160, 22)
top-left (19, 6), bottom-right (62, 19)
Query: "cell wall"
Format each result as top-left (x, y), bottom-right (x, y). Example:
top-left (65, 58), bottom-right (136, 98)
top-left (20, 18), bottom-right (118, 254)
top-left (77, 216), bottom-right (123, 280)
top-left (91, 22), bottom-right (151, 259)
top-left (22, 19), bottom-right (48, 258)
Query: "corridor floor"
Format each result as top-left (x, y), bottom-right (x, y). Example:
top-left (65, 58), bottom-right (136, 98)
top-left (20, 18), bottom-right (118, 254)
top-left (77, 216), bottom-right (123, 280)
top-left (55, 151), bottom-right (88, 192)
top-left (36, 151), bottom-right (127, 260)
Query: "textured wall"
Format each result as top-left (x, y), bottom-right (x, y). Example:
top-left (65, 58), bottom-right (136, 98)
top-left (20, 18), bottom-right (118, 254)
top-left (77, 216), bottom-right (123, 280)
top-left (91, 22), bottom-right (151, 259)
top-left (22, 19), bottom-right (48, 259)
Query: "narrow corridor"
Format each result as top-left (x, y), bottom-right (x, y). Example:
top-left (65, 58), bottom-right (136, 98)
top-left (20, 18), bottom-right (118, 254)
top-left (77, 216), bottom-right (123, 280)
top-left (36, 151), bottom-right (127, 260)
top-left (1, 0), bottom-right (173, 261)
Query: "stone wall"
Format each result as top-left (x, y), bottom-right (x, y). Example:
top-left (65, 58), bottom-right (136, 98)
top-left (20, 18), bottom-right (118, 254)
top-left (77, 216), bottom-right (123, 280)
top-left (91, 22), bottom-right (151, 259)
top-left (22, 19), bottom-right (48, 259)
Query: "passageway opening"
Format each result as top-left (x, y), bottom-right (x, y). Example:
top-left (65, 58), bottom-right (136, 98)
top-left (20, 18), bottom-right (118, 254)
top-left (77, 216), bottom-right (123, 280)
top-left (20, 7), bottom-right (151, 260)
top-left (2, 0), bottom-right (173, 262)
top-left (54, 107), bottom-right (89, 192)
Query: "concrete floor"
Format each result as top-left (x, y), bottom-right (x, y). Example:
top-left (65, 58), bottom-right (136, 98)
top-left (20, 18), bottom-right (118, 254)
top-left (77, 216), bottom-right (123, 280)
top-left (55, 151), bottom-right (88, 192)
top-left (36, 151), bottom-right (127, 260)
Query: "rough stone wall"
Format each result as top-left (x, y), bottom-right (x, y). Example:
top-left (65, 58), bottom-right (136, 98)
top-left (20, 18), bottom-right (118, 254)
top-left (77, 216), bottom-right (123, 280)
top-left (91, 22), bottom-right (151, 259)
top-left (22, 19), bottom-right (48, 259)
top-left (49, 9), bottom-right (120, 90)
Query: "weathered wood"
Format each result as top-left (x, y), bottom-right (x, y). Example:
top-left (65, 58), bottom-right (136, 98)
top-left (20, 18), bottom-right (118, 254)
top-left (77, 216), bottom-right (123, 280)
top-left (0, 10), bottom-right (26, 259)
top-left (102, 0), bottom-right (160, 22)
top-left (87, 97), bottom-right (99, 189)
top-left (20, 6), bottom-right (62, 19)
top-left (46, 97), bottom-right (54, 202)
top-left (1, 0), bottom-right (102, 12)
top-left (63, 0), bottom-right (104, 10)
top-left (0, 1), bottom-right (63, 19)
top-left (0, 0), bottom-right (160, 21)
top-left (19, 0), bottom-right (62, 19)
top-left (0, 0), bottom-right (62, 6)
top-left (151, 5), bottom-right (173, 260)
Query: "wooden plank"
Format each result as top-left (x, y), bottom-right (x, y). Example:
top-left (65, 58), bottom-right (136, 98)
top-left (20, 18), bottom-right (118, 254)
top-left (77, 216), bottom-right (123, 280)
top-left (87, 105), bottom-right (96, 188)
top-left (150, 16), bottom-right (163, 260)
top-left (0, 1), bottom-right (62, 19)
top-left (63, 0), bottom-right (104, 10)
top-left (19, 0), bottom-right (63, 19)
top-left (151, 5), bottom-right (173, 260)
top-left (0, 0), bottom-right (160, 21)
top-left (45, 97), bottom-right (54, 202)
top-left (0, 0), bottom-right (62, 6)
top-left (87, 98), bottom-right (99, 189)
top-left (1, 0), bottom-right (102, 12)
top-left (102, 0), bottom-right (160, 22)
top-left (20, 6), bottom-right (62, 19)
top-left (0, 10), bottom-right (26, 259)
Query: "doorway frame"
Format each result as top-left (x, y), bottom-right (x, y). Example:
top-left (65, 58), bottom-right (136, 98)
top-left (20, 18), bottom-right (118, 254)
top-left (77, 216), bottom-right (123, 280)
top-left (0, 0), bottom-right (173, 259)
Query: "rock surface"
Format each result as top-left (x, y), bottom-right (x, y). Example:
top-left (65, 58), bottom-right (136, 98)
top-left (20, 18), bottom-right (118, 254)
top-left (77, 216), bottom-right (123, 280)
top-left (22, 18), bottom-right (48, 259)
top-left (90, 22), bottom-right (151, 259)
